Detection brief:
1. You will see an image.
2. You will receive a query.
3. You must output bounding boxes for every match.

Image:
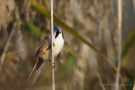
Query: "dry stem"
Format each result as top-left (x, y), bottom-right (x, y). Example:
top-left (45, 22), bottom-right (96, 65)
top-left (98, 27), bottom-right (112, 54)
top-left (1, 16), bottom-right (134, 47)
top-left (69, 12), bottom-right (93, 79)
top-left (50, 0), bottom-right (55, 90)
top-left (115, 0), bottom-right (122, 90)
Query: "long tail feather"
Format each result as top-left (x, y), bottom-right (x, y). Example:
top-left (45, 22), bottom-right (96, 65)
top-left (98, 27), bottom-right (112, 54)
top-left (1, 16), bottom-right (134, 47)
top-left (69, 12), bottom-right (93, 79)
top-left (23, 57), bottom-right (43, 89)
top-left (27, 57), bottom-right (43, 84)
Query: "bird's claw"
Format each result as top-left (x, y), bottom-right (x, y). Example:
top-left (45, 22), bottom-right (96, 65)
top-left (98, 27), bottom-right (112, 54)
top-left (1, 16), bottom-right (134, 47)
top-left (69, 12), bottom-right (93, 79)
top-left (53, 43), bottom-right (55, 46)
top-left (51, 63), bottom-right (55, 68)
top-left (48, 60), bottom-right (55, 68)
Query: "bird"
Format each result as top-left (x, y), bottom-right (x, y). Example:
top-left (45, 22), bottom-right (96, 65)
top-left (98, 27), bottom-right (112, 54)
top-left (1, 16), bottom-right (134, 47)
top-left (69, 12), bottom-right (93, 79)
top-left (26, 25), bottom-right (64, 86)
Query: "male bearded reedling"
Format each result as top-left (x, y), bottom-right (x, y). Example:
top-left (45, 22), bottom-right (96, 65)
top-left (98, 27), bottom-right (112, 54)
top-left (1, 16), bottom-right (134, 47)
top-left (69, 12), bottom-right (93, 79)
top-left (27, 25), bottom-right (64, 85)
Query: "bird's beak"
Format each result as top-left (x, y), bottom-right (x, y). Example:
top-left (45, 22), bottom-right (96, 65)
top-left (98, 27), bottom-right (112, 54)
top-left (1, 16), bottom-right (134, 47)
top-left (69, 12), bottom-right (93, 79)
top-left (59, 31), bottom-right (62, 34)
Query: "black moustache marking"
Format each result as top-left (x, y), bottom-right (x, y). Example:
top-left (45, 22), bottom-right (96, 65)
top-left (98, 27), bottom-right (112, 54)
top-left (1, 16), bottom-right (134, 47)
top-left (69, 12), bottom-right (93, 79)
top-left (55, 30), bottom-right (59, 39)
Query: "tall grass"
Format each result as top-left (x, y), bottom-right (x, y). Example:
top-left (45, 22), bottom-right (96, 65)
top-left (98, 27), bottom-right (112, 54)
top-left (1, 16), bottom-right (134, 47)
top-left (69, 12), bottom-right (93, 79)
top-left (0, 0), bottom-right (134, 90)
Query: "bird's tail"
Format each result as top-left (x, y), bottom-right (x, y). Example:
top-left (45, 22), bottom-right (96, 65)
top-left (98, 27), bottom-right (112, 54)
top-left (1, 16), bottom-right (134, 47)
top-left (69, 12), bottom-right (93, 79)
top-left (23, 57), bottom-right (44, 89)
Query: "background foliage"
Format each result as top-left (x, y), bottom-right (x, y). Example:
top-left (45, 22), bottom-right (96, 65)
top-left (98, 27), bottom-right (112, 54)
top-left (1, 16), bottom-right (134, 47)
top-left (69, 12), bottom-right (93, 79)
top-left (0, 0), bottom-right (135, 90)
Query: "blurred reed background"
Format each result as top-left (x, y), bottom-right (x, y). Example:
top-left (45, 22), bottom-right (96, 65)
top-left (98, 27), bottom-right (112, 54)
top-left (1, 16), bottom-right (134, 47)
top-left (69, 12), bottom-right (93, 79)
top-left (0, 0), bottom-right (135, 90)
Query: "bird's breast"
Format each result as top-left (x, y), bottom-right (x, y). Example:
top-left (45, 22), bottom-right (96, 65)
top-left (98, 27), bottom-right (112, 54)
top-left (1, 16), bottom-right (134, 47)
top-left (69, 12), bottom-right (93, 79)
top-left (53, 35), bottom-right (64, 56)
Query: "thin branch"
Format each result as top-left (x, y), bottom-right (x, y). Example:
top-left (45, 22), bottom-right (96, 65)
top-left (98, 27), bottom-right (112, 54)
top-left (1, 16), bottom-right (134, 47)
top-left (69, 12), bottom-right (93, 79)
top-left (96, 71), bottom-right (106, 90)
top-left (0, 23), bottom-right (16, 70)
top-left (115, 0), bottom-right (122, 90)
top-left (50, 0), bottom-right (55, 90)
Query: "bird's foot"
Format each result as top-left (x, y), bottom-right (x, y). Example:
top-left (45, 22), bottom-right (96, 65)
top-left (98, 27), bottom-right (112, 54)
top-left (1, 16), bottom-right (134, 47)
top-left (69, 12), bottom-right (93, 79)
top-left (53, 43), bottom-right (55, 46)
top-left (48, 59), bottom-right (55, 68)
top-left (51, 63), bottom-right (55, 68)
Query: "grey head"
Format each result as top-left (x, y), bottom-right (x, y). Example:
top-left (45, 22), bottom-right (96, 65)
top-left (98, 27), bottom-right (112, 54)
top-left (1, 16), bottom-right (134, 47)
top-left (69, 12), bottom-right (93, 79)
top-left (54, 25), bottom-right (62, 33)
top-left (54, 25), bottom-right (64, 39)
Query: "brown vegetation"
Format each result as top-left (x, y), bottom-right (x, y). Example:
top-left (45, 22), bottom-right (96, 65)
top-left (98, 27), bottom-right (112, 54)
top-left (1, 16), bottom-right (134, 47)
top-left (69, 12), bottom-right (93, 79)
top-left (0, 0), bottom-right (134, 90)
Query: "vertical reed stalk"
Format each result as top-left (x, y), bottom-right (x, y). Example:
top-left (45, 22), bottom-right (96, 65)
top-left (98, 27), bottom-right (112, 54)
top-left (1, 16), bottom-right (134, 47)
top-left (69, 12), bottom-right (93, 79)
top-left (50, 0), bottom-right (55, 90)
top-left (115, 0), bottom-right (122, 90)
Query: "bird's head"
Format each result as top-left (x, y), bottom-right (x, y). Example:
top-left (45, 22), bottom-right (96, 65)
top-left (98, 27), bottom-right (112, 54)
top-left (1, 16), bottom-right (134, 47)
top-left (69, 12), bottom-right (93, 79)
top-left (54, 25), bottom-right (63, 39)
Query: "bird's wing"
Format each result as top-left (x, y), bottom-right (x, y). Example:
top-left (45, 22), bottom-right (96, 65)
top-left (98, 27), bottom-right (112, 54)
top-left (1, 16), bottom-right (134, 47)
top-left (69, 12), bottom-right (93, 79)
top-left (35, 36), bottom-right (51, 57)
top-left (35, 40), bottom-right (44, 57)
top-left (25, 36), bottom-right (51, 88)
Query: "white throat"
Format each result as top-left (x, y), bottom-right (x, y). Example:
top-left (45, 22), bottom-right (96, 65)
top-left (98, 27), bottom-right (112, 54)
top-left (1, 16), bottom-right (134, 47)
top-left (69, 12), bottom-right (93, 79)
top-left (53, 33), bottom-right (64, 56)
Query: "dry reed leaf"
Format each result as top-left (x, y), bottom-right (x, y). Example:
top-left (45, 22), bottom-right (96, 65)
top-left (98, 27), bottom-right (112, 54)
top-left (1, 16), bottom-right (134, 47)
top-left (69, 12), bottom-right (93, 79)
top-left (0, 51), bottom-right (21, 89)
top-left (0, 51), bottom-right (21, 78)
